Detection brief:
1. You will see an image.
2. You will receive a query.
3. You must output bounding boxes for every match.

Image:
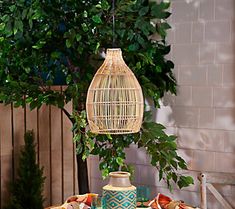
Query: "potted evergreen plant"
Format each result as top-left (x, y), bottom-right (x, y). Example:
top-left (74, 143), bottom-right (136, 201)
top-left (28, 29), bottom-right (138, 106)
top-left (5, 131), bottom-right (45, 209)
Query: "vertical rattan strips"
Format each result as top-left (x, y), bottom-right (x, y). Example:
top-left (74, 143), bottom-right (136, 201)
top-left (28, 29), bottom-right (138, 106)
top-left (86, 49), bottom-right (144, 134)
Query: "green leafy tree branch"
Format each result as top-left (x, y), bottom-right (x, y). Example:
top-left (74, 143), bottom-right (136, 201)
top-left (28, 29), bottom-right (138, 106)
top-left (72, 110), bottom-right (194, 190)
top-left (0, 0), bottom-right (193, 191)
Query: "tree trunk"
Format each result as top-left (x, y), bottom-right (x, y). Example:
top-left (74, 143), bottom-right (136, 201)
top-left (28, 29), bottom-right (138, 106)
top-left (76, 153), bottom-right (90, 194)
top-left (62, 107), bottom-right (90, 193)
top-left (75, 96), bottom-right (90, 194)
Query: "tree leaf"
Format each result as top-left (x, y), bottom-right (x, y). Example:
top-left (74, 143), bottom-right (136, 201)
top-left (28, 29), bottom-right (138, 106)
top-left (139, 6), bottom-right (149, 16)
top-left (101, 0), bottom-right (110, 10)
top-left (178, 161), bottom-right (187, 169)
top-left (15, 20), bottom-right (23, 32)
top-left (151, 3), bottom-right (170, 19)
top-left (0, 22), bottom-right (5, 30)
top-left (102, 168), bottom-right (109, 179)
top-left (116, 157), bottom-right (124, 166)
top-left (128, 43), bottom-right (139, 51)
top-left (32, 10), bottom-right (41, 20)
top-left (159, 169), bottom-right (163, 181)
top-left (160, 2), bottom-right (171, 10)
top-left (9, 5), bottom-right (16, 12)
top-left (51, 51), bottom-right (60, 59)
top-left (127, 30), bottom-right (134, 41)
top-left (95, 42), bottom-right (100, 54)
top-left (155, 66), bottom-right (162, 72)
top-left (22, 9), bottom-right (28, 20)
top-left (76, 144), bottom-right (83, 155)
top-left (81, 23), bottom-right (88, 32)
top-left (178, 176), bottom-right (194, 189)
top-left (172, 173), bottom-right (178, 183)
top-left (73, 132), bottom-right (81, 142)
top-left (99, 161), bottom-right (107, 170)
top-left (76, 34), bottom-right (82, 42)
top-left (29, 19), bottom-right (33, 29)
top-left (1, 14), bottom-right (9, 22)
top-left (92, 15), bottom-right (102, 24)
top-left (66, 39), bottom-right (72, 48)
top-left (29, 100), bottom-right (40, 110)
top-left (161, 22), bottom-right (171, 30)
top-left (144, 111), bottom-right (152, 122)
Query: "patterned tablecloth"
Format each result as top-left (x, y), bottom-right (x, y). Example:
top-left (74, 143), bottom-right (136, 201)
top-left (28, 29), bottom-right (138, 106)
top-left (44, 193), bottom-right (200, 209)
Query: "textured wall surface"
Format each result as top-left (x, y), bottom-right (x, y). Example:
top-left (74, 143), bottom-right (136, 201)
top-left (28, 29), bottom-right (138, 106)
top-left (89, 0), bottom-right (235, 208)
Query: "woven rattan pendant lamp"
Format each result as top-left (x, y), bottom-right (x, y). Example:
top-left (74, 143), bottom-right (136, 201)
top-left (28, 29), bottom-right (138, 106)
top-left (86, 48), bottom-right (144, 134)
top-left (86, 0), bottom-right (144, 134)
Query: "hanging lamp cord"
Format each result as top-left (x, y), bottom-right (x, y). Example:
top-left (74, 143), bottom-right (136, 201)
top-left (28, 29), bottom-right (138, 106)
top-left (112, 0), bottom-right (115, 47)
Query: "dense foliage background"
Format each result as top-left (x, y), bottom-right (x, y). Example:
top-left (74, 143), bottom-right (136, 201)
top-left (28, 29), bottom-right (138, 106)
top-left (0, 0), bottom-right (193, 191)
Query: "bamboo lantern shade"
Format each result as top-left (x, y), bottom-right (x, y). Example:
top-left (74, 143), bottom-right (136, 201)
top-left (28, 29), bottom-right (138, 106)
top-left (86, 48), bottom-right (144, 134)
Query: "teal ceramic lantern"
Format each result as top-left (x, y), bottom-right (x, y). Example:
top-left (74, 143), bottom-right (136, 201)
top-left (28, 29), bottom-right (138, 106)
top-left (103, 172), bottom-right (136, 209)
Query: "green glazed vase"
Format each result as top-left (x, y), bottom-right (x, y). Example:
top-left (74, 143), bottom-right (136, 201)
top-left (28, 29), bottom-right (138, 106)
top-left (102, 171), bottom-right (136, 209)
